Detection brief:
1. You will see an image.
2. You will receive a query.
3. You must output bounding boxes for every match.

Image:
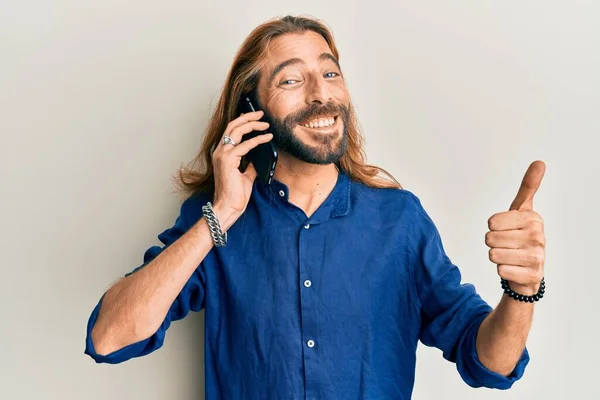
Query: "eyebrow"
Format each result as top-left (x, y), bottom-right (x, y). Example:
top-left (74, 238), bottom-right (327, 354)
top-left (268, 53), bottom-right (341, 86)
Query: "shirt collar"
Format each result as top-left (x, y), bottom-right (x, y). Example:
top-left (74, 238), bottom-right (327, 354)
top-left (256, 168), bottom-right (352, 220)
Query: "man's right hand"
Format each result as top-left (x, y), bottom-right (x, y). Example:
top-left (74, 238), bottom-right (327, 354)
top-left (210, 110), bottom-right (273, 230)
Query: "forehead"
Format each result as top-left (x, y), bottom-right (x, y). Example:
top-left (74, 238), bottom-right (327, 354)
top-left (264, 31), bottom-right (334, 67)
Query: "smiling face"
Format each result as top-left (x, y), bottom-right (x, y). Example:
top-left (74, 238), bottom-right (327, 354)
top-left (256, 31), bottom-right (351, 165)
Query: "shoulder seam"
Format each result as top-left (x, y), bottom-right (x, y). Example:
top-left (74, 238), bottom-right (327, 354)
top-left (404, 192), bottom-right (423, 313)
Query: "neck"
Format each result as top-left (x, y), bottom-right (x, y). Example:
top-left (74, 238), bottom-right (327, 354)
top-left (273, 152), bottom-right (339, 217)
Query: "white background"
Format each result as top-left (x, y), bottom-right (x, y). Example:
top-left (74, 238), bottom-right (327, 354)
top-left (1, 1), bottom-right (598, 399)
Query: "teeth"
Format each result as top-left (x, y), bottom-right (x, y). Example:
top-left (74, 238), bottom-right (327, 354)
top-left (304, 117), bottom-right (335, 128)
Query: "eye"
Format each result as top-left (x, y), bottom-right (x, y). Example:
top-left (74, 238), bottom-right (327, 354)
top-left (325, 72), bottom-right (340, 78)
top-left (282, 79), bottom-right (298, 85)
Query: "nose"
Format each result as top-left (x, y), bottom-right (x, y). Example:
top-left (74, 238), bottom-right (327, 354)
top-left (305, 75), bottom-right (332, 105)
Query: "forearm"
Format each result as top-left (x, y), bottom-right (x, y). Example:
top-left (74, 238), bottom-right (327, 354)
top-left (475, 294), bottom-right (534, 376)
top-left (91, 206), bottom-right (237, 355)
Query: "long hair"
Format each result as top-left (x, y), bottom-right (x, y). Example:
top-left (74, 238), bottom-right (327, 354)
top-left (174, 15), bottom-right (402, 199)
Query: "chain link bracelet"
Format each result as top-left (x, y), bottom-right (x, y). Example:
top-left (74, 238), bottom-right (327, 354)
top-left (202, 201), bottom-right (227, 247)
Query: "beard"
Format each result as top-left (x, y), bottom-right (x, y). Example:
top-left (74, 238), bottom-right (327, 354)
top-left (260, 100), bottom-right (350, 165)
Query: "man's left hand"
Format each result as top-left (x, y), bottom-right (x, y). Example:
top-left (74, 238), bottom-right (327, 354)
top-left (485, 160), bottom-right (547, 296)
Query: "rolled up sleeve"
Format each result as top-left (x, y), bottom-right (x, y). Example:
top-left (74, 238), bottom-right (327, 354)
top-left (407, 193), bottom-right (529, 389)
top-left (455, 312), bottom-right (530, 388)
top-left (84, 196), bottom-right (206, 364)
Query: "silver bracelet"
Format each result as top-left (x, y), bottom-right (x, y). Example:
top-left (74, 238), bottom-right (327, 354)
top-left (202, 201), bottom-right (227, 247)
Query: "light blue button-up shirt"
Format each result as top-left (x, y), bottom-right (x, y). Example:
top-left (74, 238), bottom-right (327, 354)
top-left (85, 170), bottom-right (529, 399)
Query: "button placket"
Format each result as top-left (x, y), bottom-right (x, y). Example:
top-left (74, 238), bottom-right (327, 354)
top-left (299, 216), bottom-right (320, 399)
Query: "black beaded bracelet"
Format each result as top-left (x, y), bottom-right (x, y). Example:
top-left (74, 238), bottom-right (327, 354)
top-left (501, 277), bottom-right (545, 302)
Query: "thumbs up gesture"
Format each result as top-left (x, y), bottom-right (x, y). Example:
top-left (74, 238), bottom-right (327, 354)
top-left (485, 161), bottom-right (546, 296)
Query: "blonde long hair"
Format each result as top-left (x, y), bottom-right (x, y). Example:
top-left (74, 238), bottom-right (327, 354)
top-left (175, 15), bottom-right (402, 199)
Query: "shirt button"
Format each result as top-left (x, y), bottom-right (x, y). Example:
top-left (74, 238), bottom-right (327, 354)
top-left (304, 224), bottom-right (310, 229)
top-left (307, 340), bottom-right (315, 348)
top-left (278, 190), bottom-right (285, 197)
top-left (304, 280), bottom-right (312, 288)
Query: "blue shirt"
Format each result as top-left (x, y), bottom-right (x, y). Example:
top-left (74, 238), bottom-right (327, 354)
top-left (84, 170), bottom-right (529, 399)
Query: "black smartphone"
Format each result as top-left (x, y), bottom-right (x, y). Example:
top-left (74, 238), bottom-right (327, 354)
top-left (237, 91), bottom-right (278, 185)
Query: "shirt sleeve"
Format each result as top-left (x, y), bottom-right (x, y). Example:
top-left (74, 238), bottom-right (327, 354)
top-left (84, 196), bottom-right (207, 364)
top-left (406, 192), bottom-right (530, 389)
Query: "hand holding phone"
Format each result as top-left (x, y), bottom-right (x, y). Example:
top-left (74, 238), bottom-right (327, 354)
top-left (210, 110), bottom-right (275, 229)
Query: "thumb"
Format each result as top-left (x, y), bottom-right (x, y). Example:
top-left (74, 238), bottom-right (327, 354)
top-left (509, 160), bottom-right (546, 211)
top-left (243, 162), bottom-right (258, 181)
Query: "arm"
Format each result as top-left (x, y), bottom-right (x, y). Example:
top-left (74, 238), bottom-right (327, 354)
top-left (87, 114), bottom-right (274, 363)
top-left (476, 160), bottom-right (546, 376)
top-left (476, 295), bottom-right (534, 376)
top-left (87, 200), bottom-right (238, 360)
top-left (407, 192), bottom-right (530, 389)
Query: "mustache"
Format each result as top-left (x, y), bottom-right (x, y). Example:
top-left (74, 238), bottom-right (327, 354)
top-left (284, 102), bottom-right (349, 126)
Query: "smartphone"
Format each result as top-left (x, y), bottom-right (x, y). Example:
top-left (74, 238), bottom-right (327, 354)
top-left (237, 91), bottom-right (278, 185)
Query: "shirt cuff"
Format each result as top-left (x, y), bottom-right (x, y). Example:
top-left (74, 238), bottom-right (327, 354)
top-left (457, 313), bottom-right (531, 389)
top-left (84, 295), bottom-right (152, 364)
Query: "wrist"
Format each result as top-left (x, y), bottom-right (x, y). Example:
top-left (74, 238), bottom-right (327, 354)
top-left (211, 202), bottom-right (240, 232)
top-left (501, 277), bottom-right (545, 302)
top-left (508, 281), bottom-right (540, 296)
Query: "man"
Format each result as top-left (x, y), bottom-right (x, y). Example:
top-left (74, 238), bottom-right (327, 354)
top-left (85, 15), bottom-right (546, 399)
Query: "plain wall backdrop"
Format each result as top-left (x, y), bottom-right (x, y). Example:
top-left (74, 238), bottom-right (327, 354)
top-left (1, 1), bottom-right (599, 399)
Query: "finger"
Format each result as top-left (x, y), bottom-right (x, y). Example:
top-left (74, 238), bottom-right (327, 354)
top-left (509, 160), bottom-right (546, 212)
top-left (224, 110), bottom-right (265, 136)
top-left (226, 120), bottom-right (270, 146)
top-left (488, 210), bottom-right (542, 231)
top-left (485, 229), bottom-right (530, 249)
top-left (489, 247), bottom-right (544, 268)
top-left (486, 228), bottom-right (545, 249)
top-left (497, 264), bottom-right (543, 286)
top-left (231, 133), bottom-right (274, 157)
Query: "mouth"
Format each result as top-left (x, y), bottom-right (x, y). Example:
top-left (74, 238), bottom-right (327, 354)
top-left (299, 115), bottom-right (339, 131)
